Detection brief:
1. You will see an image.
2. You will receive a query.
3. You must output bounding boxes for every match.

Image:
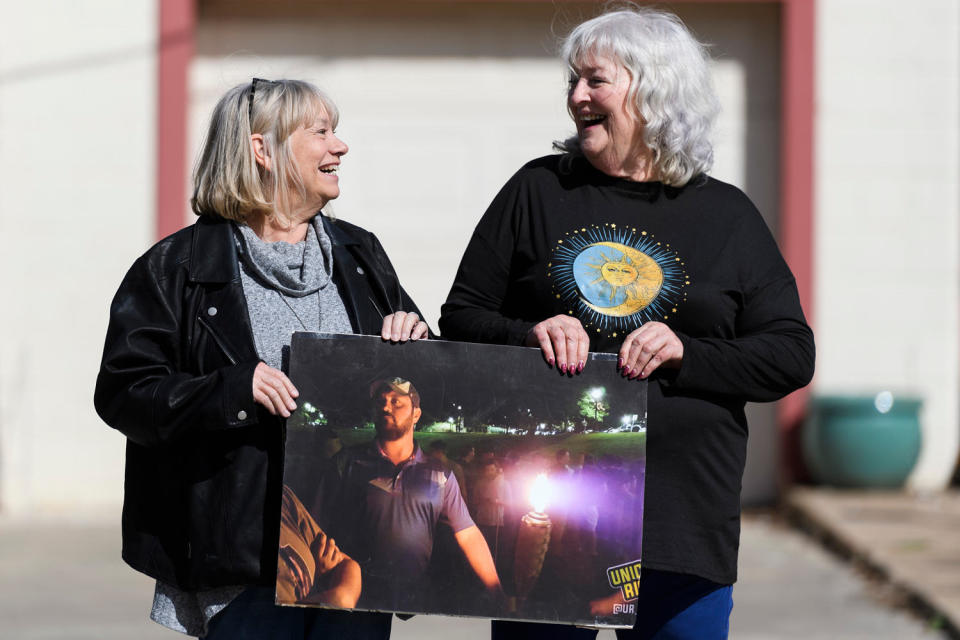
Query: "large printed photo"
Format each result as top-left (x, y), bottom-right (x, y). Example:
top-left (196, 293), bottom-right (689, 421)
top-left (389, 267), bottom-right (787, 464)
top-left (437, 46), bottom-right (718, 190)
top-left (277, 333), bottom-right (647, 627)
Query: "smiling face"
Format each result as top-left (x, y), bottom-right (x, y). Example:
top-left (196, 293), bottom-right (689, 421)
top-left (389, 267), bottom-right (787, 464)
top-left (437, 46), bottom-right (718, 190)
top-left (568, 54), bottom-right (650, 180)
top-left (373, 390), bottom-right (421, 442)
top-left (288, 111), bottom-right (348, 211)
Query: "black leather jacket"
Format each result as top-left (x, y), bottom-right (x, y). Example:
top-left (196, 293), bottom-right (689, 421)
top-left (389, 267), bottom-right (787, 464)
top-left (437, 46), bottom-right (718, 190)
top-left (94, 214), bottom-right (423, 590)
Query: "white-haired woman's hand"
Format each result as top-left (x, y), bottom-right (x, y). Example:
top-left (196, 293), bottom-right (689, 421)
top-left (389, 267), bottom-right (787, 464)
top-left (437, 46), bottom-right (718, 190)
top-left (381, 311), bottom-right (429, 342)
top-left (618, 321), bottom-right (683, 379)
top-left (252, 362), bottom-right (299, 418)
top-left (524, 314), bottom-right (590, 374)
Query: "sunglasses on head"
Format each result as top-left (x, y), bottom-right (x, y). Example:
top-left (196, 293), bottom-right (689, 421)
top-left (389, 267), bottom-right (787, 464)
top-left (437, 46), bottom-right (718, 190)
top-left (248, 77), bottom-right (276, 123)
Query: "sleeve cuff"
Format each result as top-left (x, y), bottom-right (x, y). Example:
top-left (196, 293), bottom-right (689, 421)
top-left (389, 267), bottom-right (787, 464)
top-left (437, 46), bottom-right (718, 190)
top-left (220, 360), bottom-right (261, 428)
top-left (658, 331), bottom-right (693, 390)
top-left (507, 321), bottom-right (537, 347)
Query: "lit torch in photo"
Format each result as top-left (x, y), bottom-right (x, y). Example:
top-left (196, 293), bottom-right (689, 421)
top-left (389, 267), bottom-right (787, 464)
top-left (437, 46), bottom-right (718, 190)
top-left (513, 472), bottom-right (552, 604)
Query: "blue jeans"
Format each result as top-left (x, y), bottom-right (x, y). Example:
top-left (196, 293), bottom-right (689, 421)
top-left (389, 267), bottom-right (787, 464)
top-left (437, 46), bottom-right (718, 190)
top-left (203, 587), bottom-right (392, 640)
top-left (491, 569), bottom-right (733, 640)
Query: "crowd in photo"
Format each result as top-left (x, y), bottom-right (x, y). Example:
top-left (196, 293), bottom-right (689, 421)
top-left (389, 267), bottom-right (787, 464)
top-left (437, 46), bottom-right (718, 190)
top-left (425, 441), bottom-right (645, 617)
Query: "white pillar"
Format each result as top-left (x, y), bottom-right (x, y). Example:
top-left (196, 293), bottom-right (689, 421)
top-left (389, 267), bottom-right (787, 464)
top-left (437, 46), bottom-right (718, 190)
top-left (815, 0), bottom-right (960, 490)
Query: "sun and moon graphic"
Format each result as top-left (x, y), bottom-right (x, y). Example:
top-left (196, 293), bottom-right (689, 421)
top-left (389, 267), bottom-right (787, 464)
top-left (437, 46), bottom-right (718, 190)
top-left (549, 223), bottom-right (689, 338)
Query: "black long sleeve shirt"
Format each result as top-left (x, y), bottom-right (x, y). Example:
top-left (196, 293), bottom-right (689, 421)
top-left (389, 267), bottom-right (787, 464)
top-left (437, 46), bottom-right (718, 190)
top-left (440, 155), bottom-right (814, 584)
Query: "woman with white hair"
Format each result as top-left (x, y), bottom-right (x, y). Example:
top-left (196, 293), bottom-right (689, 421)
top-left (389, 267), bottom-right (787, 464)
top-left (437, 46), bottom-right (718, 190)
top-left (95, 78), bottom-right (426, 639)
top-left (441, 7), bottom-right (814, 639)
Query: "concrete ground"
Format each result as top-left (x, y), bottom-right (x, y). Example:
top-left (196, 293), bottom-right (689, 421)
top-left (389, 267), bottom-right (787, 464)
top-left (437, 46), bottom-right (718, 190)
top-left (730, 513), bottom-right (945, 640)
top-left (0, 510), bottom-right (946, 640)
top-left (786, 488), bottom-right (960, 638)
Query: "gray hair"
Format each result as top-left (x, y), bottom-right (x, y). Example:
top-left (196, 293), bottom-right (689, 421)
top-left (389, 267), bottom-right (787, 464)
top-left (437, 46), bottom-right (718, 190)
top-left (191, 79), bottom-right (340, 222)
top-left (556, 7), bottom-right (720, 186)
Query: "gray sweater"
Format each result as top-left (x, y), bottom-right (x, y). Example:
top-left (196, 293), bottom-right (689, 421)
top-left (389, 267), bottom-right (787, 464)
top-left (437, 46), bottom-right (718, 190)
top-left (234, 216), bottom-right (353, 369)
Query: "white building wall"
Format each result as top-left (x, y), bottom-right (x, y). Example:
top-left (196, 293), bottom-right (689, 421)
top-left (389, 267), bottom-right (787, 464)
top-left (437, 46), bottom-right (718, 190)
top-left (0, 1), bottom-right (157, 515)
top-left (815, 0), bottom-right (960, 489)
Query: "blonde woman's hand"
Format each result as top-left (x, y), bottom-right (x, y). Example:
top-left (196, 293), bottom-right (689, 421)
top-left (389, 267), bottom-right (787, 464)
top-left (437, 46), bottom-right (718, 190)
top-left (252, 362), bottom-right (298, 417)
top-left (381, 311), bottom-right (429, 342)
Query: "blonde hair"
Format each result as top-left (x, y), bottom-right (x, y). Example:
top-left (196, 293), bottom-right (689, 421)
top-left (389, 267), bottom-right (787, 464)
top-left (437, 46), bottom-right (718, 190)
top-left (191, 79), bottom-right (340, 222)
top-left (556, 6), bottom-right (720, 186)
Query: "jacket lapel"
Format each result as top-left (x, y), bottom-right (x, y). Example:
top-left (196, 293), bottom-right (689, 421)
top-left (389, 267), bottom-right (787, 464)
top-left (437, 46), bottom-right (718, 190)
top-left (184, 215), bottom-right (387, 355)
top-left (187, 217), bottom-right (259, 364)
top-left (324, 217), bottom-right (365, 333)
top-left (188, 217), bottom-right (240, 284)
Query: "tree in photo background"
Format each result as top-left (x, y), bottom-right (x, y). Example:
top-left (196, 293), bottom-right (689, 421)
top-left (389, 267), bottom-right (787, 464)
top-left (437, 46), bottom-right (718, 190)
top-left (577, 386), bottom-right (609, 430)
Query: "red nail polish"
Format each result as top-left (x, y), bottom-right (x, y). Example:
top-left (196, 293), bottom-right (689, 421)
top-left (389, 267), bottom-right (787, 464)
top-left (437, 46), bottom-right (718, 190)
top-left (618, 357), bottom-right (623, 369)
top-left (548, 357), bottom-right (555, 367)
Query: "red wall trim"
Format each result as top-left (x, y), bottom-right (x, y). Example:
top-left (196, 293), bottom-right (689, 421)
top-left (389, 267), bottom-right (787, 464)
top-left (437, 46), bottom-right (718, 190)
top-left (156, 0), bottom-right (195, 240)
top-left (778, 0), bottom-right (815, 477)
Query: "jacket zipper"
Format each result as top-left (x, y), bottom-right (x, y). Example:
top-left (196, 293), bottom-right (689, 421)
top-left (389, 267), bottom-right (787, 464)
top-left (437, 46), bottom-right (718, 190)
top-left (197, 316), bottom-right (239, 366)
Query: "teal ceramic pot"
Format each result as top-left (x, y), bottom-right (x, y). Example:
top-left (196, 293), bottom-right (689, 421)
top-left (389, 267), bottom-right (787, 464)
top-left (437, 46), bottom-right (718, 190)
top-left (802, 394), bottom-right (922, 488)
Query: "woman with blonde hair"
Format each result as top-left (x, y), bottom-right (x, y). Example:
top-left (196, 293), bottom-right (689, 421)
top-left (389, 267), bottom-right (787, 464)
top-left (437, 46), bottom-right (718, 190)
top-left (95, 78), bottom-right (425, 639)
